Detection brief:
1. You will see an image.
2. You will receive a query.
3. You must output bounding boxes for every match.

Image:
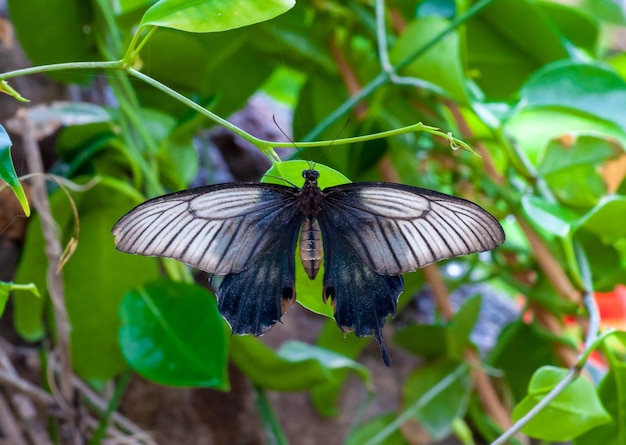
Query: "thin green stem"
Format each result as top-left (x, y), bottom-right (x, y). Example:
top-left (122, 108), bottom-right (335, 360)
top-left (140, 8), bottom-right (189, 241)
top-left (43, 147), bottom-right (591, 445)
top-left (362, 363), bottom-right (469, 445)
top-left (0, 61), bottom-right (121, 81)
top-left (87, 368), bottom-right (133, 445)
top-left (127, 67), bottom-right (266, 145)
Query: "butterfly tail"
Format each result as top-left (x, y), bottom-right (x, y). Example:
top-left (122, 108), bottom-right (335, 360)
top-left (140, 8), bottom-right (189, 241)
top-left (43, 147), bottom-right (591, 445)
top-left (320, 227), bottom-right (403, 366)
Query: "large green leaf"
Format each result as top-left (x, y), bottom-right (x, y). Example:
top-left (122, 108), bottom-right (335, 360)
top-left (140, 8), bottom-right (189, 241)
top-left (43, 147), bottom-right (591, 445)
top-left (141, 0), bottom-right (295, 32)
top-left (14, 178), bottom-right (161, 380)
top-left (521, 195), bottom-right (580, 239)
top-left (505, 108), bottom-right (626, 166)
top-left (8, 0), bottom-right (97, 83)
top-left (512, 366), bottom-right (611, 441)
top-left (344, 413), bottom-right (409, 445)
top-left (488, 321), bottom-right (560, 401)
top-left (0, 125), bottom-right (29, 216)
top-left (230, 336), bottom-right (371, 392)
top-left (575, 195), bottom-right (626, 244)
top-left (520, 61), bottom-right (626, 131)
top-left (576, 364), bottom-right (626, 445)
top-left (119, 279), bottom-right (228, 388)
top-left (390, 17), bottom-right (469, 104)
top-left (394, 294), bottom-right (482, 361)
top-left (467, 0), bottom-right (570, 98)
top-left (538, 135), bottom-right (622, 207)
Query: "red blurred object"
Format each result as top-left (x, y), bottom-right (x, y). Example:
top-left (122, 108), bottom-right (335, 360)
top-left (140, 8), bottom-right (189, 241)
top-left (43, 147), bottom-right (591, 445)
top-left (595, 285), bottom-right (626, 330)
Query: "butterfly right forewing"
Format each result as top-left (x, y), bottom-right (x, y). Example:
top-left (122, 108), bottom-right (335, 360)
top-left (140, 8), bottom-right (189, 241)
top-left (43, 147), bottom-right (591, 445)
top-left (320, 182), bottom-right (505, 275)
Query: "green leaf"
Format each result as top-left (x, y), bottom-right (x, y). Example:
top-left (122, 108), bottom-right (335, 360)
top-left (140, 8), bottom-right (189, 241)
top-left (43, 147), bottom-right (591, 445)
top-left (512, 366), bottom-right (611, 441)
top-left (521, 61), bottom-right (626, 131)
top-left (0, 282), bottom-right (10, 317)
top-left (488, 321), bottom-right (561, 401)
top-left (575, 195), bottom-right (626, 244)
top-left (394, 324), bottom-right (448, 358)
top-left (581, 0), bottom-right (626, 25)
top-left (394, 294), bottom-right (482, 361)
top-left (0, 125), bottom-right (30, 216)
top-left (467, 0), bottom-right (570, 98)
top-left (538, 135), bottom-right (622, 207)
top-left (390, 17), bottom-right (469, 103)
top-left (576, 364), bottom-right (626, 445)
top-left (311, 320), bottom-right (370, 416)
top-left (119, 279), bottom-right (229, 388)
top-left (7, 0), bottom-right (97, 83)
top-left (262, 160), bottom-right (351, 319)
top-left (230, 336), bottom-right (370, 392)
top-left (447, 294), bottom-right (482, 361)
top-left (505, 108), bottom-right (626, 166)
top-left (521, 195), bottom-right (580, 238)
top-left (14, 178), bottom-right (161, 380)
top-left (141, 0), bottom-right (295, 32)
top-left (344, 413), bottom-right (409, 445)
top-left (539, 2), bottom-right (599, 55)
top-left (538, 135), bottom-right (623, 176)
top-left (0, 282), bottom-right (39, 318)
top-left (403, 360), bottom-right (471, 440)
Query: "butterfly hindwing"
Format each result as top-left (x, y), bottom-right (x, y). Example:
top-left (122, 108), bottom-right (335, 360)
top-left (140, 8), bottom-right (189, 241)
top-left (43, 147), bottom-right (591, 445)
top-left (217, 220), bottom-right (301, 335)
top-left (112, 183), bottom-right (300, 275)
top-left (321, 182), bottom-right (505, 275)
top-left (317, 215), bottom-right (403, 366)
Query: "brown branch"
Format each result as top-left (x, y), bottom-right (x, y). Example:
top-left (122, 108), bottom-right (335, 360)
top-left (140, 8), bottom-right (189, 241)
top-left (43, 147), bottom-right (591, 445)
top-left (0, 392), bottom-right (28, 445)
top-left (517, 218), bottom-right (579, 303)
top-left (328, 36), bottom-right (368, 119)
top-left (422, 264), bottom-right (454, 320)
top-left (422, 262), bottom-right (513, 431)
top-left (17, 110), bottom-right (75, 407)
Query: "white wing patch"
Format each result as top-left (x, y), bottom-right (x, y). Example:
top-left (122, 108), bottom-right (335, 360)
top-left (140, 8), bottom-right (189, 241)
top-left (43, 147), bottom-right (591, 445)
top-left (322, 184), bottom-right (504, 275)
top-left (113, 185), bottom-right (298, 274)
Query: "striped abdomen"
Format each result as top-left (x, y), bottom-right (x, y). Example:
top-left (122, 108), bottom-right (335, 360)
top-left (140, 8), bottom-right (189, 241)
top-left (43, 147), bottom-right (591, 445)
top-left (300, 216), bottom-right (323, 280)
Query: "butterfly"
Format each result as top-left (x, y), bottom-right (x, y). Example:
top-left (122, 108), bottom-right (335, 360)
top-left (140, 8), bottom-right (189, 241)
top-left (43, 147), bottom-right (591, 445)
top-left (112, 164), bottom-right (505, 366)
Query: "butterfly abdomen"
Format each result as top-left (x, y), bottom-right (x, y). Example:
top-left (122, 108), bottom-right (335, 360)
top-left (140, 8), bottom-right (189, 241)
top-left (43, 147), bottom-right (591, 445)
top-left (300, 216), bottom-right (323, 280)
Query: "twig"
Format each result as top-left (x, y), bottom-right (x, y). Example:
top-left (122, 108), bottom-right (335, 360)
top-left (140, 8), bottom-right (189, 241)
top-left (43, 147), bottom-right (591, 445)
top-left (18, 110), bottom-right (75, 406)
top-left (0, 392), bottom-right (27, 445)
top-left (422, 264), bottom-right (513, 431)
top-left (422, 264), bottom-right (454, 319)
top-left (517, 218), bottom-right (579, 303)
top-left (0, 369), bottom-right (56, 406)
top-left (328, 36), bottom-right (368, 119)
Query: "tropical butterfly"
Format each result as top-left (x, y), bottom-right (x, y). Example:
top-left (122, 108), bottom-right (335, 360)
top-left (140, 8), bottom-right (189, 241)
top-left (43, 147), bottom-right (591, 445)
top-left (112, 163), bottom-right (505, 366)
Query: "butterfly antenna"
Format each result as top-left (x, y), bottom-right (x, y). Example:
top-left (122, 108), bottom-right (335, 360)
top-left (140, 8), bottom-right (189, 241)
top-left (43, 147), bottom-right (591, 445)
top-left (262, 173), bottom-right (299, 188)
top-left (273, 115), bottom-right (299, 149)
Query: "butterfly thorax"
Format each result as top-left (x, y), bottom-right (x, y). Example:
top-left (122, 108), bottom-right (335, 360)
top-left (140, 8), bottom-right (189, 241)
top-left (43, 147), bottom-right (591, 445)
top-left (298, 169), bottom-right (324, 280)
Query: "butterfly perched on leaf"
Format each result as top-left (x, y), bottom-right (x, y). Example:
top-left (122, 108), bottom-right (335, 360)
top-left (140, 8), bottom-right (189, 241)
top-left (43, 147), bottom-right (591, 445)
top-left (112, 161), bottom-right (505, 366)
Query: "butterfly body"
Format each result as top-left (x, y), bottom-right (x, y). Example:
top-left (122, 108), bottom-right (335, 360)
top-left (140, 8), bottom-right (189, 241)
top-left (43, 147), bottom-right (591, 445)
top-left (113, 167), bottom-right (505, 366)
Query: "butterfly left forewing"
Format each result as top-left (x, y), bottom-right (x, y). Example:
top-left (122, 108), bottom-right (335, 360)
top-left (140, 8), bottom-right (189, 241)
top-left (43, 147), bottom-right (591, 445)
top-left (112, 183), bottom-right (300, 275)
top-left (320, 183), bottom-right (505, 275)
